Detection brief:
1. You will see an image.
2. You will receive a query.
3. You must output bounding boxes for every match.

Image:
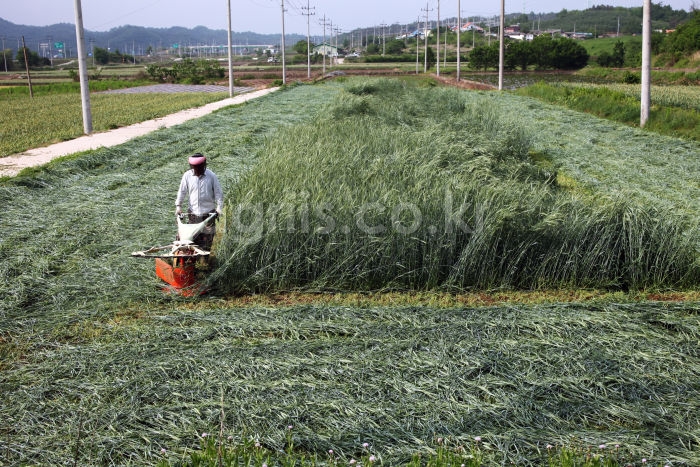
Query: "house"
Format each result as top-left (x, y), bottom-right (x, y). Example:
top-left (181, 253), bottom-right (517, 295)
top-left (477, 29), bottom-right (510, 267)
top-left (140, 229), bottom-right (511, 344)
top-left (508, 33), bottom-right (535, 41)
top-left (451, 22), bottom-right (484, 33)
top-left (312, 43), bottom-right (339, 57)
top-left (563, 32), bottom-right (593, 39)
top-left (462, 22), bottom-right (484, 33)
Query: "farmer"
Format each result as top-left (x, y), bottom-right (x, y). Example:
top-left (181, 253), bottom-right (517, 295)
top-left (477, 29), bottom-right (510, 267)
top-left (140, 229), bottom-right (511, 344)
top-left (175, 153), bottom-right (223, 251)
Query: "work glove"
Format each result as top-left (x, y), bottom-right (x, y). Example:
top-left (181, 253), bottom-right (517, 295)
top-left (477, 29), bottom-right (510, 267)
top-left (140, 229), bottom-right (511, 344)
top-left (176, 207), bottom-right (182, 216)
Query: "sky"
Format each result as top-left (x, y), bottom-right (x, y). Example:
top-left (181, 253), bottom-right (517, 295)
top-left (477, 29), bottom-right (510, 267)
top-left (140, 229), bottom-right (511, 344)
top-left (2, 0), bottom-right (695, 35)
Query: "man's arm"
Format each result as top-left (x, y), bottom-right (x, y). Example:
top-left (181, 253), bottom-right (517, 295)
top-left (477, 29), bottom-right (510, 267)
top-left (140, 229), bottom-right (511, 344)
top-left (212, 173), bottom-right (224, 213)
top-left (175, 172), bottom-right (188, 214)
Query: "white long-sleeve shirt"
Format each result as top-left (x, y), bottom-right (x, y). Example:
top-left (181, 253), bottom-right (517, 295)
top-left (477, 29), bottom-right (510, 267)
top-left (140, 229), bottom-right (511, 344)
top-left (175, 168), bottom-right (223, 216)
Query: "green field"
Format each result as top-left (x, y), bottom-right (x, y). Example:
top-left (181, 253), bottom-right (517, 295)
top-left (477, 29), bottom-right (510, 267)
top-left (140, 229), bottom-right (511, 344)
top-left (515, 81), bottom-right (700, 141)
top-left (553, 81), bottom-right (700, 111)
top-left (0, 84), bottom-right (227, 157)
top-left (1, 79), bottom-right (698, 466)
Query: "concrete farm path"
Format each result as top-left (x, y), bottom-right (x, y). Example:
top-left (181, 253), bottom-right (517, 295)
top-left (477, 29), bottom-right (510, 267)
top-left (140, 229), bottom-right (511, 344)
top-left (0, 85), bottom-right (279, 178)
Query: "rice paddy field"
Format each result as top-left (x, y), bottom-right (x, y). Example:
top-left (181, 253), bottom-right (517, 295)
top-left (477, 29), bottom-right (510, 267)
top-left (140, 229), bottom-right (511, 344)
top-left (1, 78), bottom-right (699, 466)
top-left (551, 82), bottom-right (700, 112)
top-left (514, 82), bottom-right (700, 141)
top-left (0, 88), bottom-right (227, 156)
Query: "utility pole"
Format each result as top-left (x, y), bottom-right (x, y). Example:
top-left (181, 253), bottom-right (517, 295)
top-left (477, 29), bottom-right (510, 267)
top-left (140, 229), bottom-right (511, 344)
top-left (73, 0), bottom-right (92, 133)
top-left (457, 0), bottom-right (461, 81)
top-left (444, 18), bottom-right (448, 70)
top-left (329, 20), bottom-right (333, 67)
top-left (436, 0), bottom-right (440, 76)
top-left (422, 3), bottom-right (433, 73)
top-left (640, 0), bottom-right (651, 127)
top-left (280, 0), bottom-right (286, 84)
top-left (333, 26), bottom-right (340, 65)
top-left (47, 35), bottom-right (53, 67)
top-left (320, 15), bottom-right (328, 75)
top-left (227, 0), bottom-right (234, 97)
top-left (498, 0), bottom-right (505, 90)
top-left (380, 23), bottom-right (386, 55)
top-left (21, 36), bottom-right (33, 98)
top-left (302, 1), bottom-right (315, 79)
top-left (416, 17), bottom-right (420, 74)
top-left (1, 36), bottom-right (7, 72)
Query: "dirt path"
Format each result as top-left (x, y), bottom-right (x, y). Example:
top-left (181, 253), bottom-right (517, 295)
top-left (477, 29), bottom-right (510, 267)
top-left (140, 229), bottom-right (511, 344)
top-left (0, 87), bottom-right (278, 178)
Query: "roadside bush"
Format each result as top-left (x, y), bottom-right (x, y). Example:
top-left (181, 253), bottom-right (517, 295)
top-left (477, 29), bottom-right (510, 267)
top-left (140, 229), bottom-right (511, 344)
top-left (15, 47), bottom-right (49, 67)
top-left (622, 70), bottom-right (641, 84)
top-left (145, 58), bottom-right (224, 84)
top-left (597, 40), bottom-right (625, 67)
top-left (660, 9), bottom-right (700, 55)
top-left (468, 44), bottom-right (499, 70)
top-left (1, 50), bottom-right (15, 71)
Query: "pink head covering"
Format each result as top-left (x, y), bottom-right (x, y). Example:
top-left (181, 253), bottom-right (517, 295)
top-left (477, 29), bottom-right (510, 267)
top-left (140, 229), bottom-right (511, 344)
top-left (188, 154), bottom-right (206, 166)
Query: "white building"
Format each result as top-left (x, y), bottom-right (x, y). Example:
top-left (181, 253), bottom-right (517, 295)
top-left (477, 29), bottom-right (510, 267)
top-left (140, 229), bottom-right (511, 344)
top-left (312, 43), bottom-right (339, 57)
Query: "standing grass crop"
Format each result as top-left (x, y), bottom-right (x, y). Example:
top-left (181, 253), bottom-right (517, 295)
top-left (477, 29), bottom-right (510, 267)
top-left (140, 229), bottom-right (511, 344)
top-left (213, 78), bottom-right (699, 294)
top-left (554, 82), bottom-right (700, 112)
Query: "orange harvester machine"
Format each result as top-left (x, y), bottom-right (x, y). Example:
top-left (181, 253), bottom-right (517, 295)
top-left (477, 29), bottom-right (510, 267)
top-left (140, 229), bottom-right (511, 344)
top-left (131, 213), bottom-right (216, 296)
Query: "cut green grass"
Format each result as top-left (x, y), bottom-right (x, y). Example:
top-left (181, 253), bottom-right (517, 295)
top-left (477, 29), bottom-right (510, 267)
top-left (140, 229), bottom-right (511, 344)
top-left (2, 302), bottom-right (699, 466)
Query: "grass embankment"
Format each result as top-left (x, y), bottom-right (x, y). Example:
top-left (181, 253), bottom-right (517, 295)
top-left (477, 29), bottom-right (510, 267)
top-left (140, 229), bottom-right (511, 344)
top-left (0, 82), bottom-right (226, 156)
top-left (515, 81), bottom-right (700, 140)
top-left (1, 79), bottom-right (699, 466)
top-left (213, 78), bottom-right (699, 293)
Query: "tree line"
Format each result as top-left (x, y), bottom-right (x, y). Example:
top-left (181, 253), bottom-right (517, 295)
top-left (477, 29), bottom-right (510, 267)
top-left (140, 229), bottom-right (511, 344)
top-left (469, 36), bottom-right (589, 70)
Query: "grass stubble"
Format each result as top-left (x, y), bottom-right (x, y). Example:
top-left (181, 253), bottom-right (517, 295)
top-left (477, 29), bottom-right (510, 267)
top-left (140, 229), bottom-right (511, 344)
top-left (0, 78), bottom-right (698, 466)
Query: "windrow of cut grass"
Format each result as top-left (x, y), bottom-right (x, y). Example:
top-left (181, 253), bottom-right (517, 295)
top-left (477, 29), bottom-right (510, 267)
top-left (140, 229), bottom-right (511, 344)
top-left (212, 78), bottom-right (699, 294)
top-left (2, 302), bottom-right (698, 466)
